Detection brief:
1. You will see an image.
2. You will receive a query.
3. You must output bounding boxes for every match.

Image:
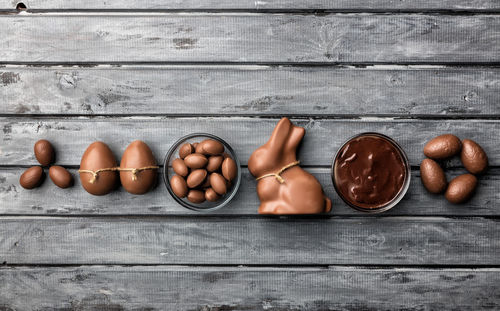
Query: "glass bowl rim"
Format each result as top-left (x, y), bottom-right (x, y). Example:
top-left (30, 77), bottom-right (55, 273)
top-left (163, 132), bottom-right (242, 212)
top-left (330, 132), bottom-right (411, 214)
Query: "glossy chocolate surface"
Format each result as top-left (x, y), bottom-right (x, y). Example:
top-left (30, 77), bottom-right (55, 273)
top-left (248, 117), bottom-right (332, 215)
top-left (334, 134), bottom-right (407, 210)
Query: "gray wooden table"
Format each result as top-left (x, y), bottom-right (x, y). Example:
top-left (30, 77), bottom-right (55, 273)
top-left (0, 1), bottom-right (499, 310)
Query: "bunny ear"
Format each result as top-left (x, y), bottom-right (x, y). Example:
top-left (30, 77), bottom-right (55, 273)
top-left (267, 118), bottom-right (293, 150)
top-left (286, 125), bottom-right (305, 152)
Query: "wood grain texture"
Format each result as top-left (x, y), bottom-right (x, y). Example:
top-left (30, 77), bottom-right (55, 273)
top-left (1, 266), bottom-right (499, 310)
top-left (0, 216), bottom-right (499, 265)
top-left (1, 117), bottom-right (498, 166)
top-left (0, 14), bottom-right (499, 63)
top-left (1, 0), bottom-right (499, 10)
top-left (1, 65), bottom-right (498, 116)
top-left (1, 167), bottom-right (499, 216)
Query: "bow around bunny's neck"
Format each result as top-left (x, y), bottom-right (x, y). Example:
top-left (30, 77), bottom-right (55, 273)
top-left (255, 161), bottom-right (300, 184)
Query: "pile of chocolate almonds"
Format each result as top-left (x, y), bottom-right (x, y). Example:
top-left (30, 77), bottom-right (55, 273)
top-left (19, 139), bottom-right (73, 190)
top-left (170, 139), bottom-right (238, 204)
top-left (420, 134), bottom-right (488, 203)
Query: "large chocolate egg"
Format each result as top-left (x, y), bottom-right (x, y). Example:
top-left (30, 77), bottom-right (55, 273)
top-left (79, 141), bottom-right (118, 195)
top-left (120, 140), bottom-right (157, 195)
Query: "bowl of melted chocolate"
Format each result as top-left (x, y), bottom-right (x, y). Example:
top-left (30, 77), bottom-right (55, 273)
top-left (332, 133), bottom-right (410, 213)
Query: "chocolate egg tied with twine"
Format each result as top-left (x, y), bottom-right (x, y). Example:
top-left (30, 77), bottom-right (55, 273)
top-left (79, 141), bottom-right (119, 196)
top-left (120, 140), bottom-right (158, 195)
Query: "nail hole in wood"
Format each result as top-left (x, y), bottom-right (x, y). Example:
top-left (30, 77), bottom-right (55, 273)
top-left (16, 2), bottom-right (27, 11)
top-left (2, 261), bottom-right (6, 265)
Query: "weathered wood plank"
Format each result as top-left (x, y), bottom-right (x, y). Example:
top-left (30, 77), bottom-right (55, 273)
top-left (0, 14), bottom-right (499, 63)
top-left (0, 216), bottom-right (498, 265)
top-left (1, 118), bottom-right (498, 166)
top-left (1, 266), bottom-right (499, 310)
top-left (1, 65), bottom-right (498, 116)
top-left (1, 167), bottom-right (498, 216)
top-left (2, 0), bottom-right (499, 10)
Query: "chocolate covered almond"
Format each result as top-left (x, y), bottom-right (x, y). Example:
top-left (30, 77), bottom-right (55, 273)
top-left (20, 166), bottom-right (44, 189)
top-left (34, 139), bottom-right (55, 166)
top-left (49, 166), bottom-right (73, 189)
top-left (445, 174), bottom-right (477, 204)
top-left (420, 158), bottom-right (447, 194)
top-left (423, 134), bottom-right (462, 160)
top-left (461, 139), bottom-right (488, 174)
top-left (172, 158), bottom-right (189, 177)
top-left (184, 153), bottom-right (208, 169)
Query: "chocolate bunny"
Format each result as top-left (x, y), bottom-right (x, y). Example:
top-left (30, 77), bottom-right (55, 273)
top-left (248, 118), bottom-right (332, 214)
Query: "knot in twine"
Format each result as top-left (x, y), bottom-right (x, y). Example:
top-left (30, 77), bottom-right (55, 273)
top-left (78, 166), bottom-right (159, 184)
top-left (255, 161), bottom-right (300, 184)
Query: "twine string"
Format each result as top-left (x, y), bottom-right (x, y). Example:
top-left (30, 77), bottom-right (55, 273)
top-left (255, 161), bottom-right (300, 184)
top-left (78, 166), bottom-right (159, 184)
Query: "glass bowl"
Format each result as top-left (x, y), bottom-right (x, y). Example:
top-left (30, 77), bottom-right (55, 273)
top-left (163, 133), bottom-right (241, 212)
top-left (331, 132), bottom-right (411, 213)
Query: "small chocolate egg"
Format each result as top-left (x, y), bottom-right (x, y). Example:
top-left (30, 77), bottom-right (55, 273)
top-left (445, 174), bottom-right (477, 204)
top-left (206, 155), bottom-right (223, 172)
top-left (423, 134), bottom-right (462, 160)
top-left (34, 139), bottom-right (55, 166)
top-left (184, 153), bottom-right (208, 169)
top-left (170, 175), bottom-right (188, 198)
top-left (221, 157), bottom-right (237, 181)
top-left (19, 166), bottom-right (44, 189)
top-left (79, 141), bottom-right (118, 196)
top-left (120, 140), bottom-right (157, 195)
top-left (210, 173), bottom-right (227, 195)
top-left (205, 188), bottom-right (220, 202)
top-left (201, 139), bottom-right (224, 155)
top-left (461, 139), bottom-right (488, 174)
top-left (420, 158), bottom-right (447, 194)
top-left (195, 141), bottom-right (206, 154)
top-left (187, 189), bottom-right (205, 203)
top-left (186, 169), bottom-right (207, 188)
top-left (172, 158), bottom-right (189, 177)
top-left (49, 166), bottom-right (73, 189)
top-left (179, 143), bottom-right (194, 159)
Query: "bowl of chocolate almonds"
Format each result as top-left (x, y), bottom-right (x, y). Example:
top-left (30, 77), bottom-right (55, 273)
top-left (163, 133), bottom-right (241, 211)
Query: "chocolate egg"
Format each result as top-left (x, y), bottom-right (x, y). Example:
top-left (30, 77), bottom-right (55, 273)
top-left (195, 141), bottom-right (206, 154)
top-left (34, 139), bottom-right (55, 166)
top-left (170, 174), bottom-right (188, 198)
top-left (201, 139), bottom-right (224, 155)
top-left (186, 169), bottom-right (207, 188)
top-left (420, 159), bottom-right (447, 194)
top-left (172, 158), bottom-right (189, 177)
top-left (461, 139), bottom-right (488, 174)
top-left (221, 157), bottom-right (237, 181)
top-left (206, 155), bottom-right (223, 172)
top-left (179, 143), bottom-right (194, 159)
top-left (120, 140), bottom-right (157, 195)
top-left (184, 153), bottom-right (208, 169)
top-left (49, 166), bottom-right (73, 189)
top-left (187, 189), bottom-right (205, 203)
top-left (445, 174), bottom-right (477, 204)
top-left (19, 166), bottom-right (44, 189)
top-left (79, 141), bottom-right (118, 196)
top-left (210, 172), bottom-right (227, 195)
top-left (205, 188), bottom-right (220, 202)
top-left (423, 134), bottom-right (462, 160)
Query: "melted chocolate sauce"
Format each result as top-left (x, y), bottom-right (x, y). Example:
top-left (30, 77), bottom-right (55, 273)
top-left (334, 134), bottom-right (407, 209)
